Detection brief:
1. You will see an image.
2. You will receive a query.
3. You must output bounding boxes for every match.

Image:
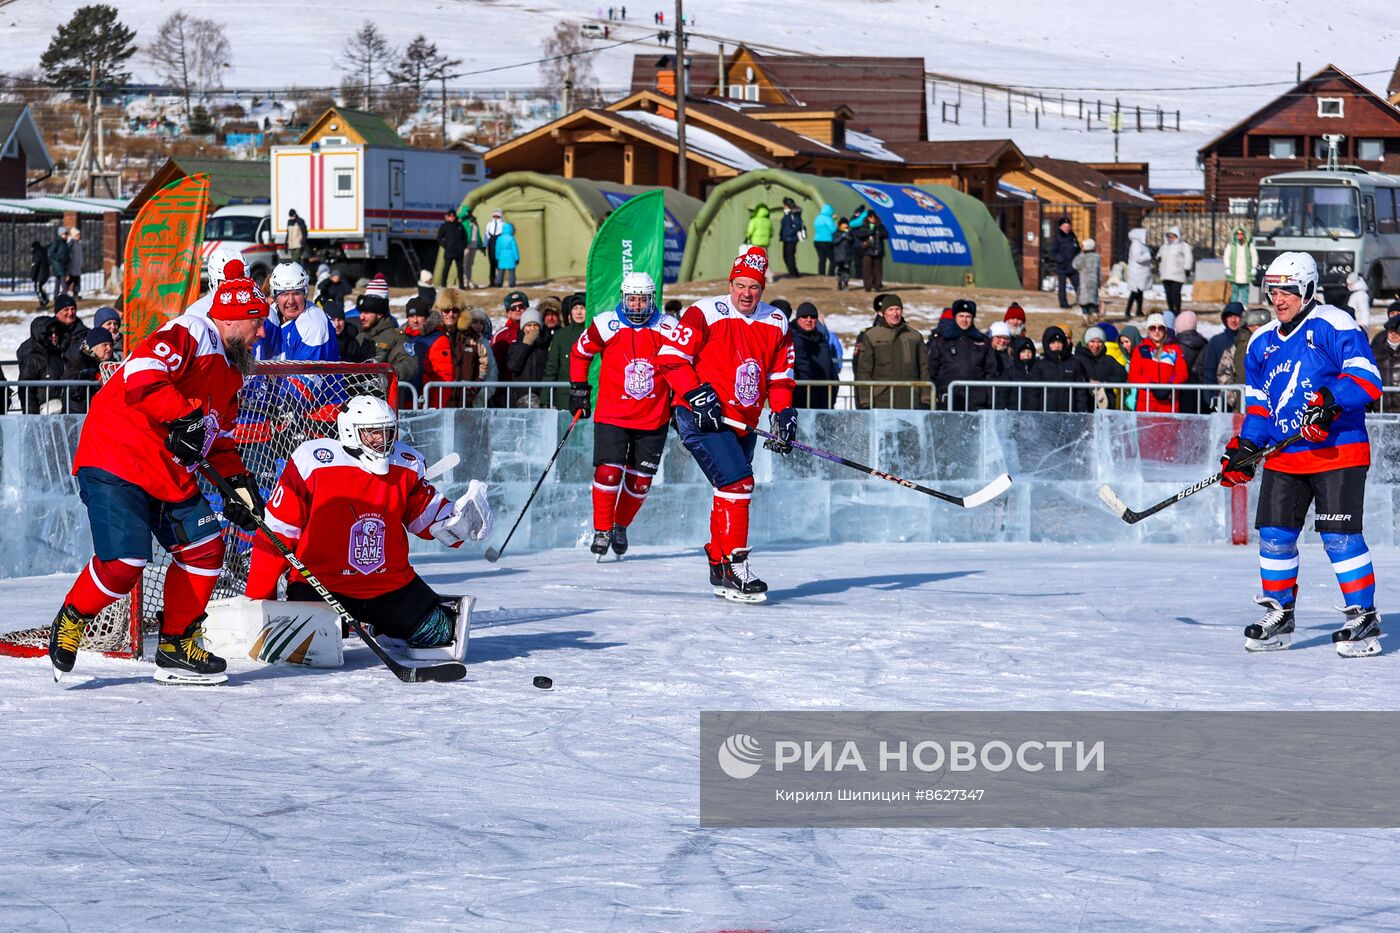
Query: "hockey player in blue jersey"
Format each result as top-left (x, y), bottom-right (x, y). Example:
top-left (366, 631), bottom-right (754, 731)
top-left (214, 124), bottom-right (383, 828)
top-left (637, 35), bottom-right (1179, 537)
top-left (255, 262), bottom-right (340, 362)
top-left (1219, 252), bottom-right (1383, 657)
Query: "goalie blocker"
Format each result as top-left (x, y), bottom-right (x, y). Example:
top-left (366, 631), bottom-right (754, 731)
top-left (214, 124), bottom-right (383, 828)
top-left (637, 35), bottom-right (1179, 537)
top-left (243, 396), bottom-right (491, 660)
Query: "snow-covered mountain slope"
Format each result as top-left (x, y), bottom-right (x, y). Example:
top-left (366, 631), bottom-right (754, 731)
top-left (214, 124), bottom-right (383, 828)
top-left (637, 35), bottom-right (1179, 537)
top-left (2, 0), bottom-right (1396, 184)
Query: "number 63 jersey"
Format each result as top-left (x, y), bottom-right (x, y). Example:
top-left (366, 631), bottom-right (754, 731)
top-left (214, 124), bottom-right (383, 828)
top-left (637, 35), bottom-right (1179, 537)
top-left (570, 305), bottom-right (678, 430)
top-left (656, 295), bottom-right (796, 428)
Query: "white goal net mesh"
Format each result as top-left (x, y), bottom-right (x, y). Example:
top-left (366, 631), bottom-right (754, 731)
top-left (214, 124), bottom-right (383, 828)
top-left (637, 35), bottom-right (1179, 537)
top-left (0, 361), bottom-right (396, 659)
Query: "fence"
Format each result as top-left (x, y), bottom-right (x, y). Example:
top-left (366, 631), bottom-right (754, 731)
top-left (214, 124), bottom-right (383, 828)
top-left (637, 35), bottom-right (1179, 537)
top-left (0, 215), bottom-right (108, 296)
top-left (417, 381), bottom-right (934, 412)
top-left (944, 380), bottom-right (1249, 414)
top-left (1143, 207), bottom-right (1254, 261)
top-left (1, 377), bottom-right (419, 415)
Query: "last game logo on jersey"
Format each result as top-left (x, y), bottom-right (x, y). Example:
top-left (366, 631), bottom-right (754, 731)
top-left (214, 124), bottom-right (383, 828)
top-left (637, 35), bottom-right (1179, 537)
top-left (623, 359), bottom-right (656, 400)
top-left (348, 515), bottom-right (386, 575)
top-left (735, 359), bottom-right (762, 407)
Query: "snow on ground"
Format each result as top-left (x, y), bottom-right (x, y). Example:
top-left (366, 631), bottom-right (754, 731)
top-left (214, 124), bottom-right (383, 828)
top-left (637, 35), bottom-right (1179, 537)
top-left (4, 541), bottom-right (1400, 929)
top-left (3, 0), bottom-right (1398, 185)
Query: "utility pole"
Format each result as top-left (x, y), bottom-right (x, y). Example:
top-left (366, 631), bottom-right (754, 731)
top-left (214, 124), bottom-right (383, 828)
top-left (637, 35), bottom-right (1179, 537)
top-left (563, 54), bottom-right (574, 115)
top-left (674, 0), bottom-right (687, 195)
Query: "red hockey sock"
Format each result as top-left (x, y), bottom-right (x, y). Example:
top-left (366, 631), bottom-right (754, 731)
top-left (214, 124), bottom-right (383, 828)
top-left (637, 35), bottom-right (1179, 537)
top-left (591, 463), bottom-right (624, 531)
top-left (614, 469), bottom-right (653, 528)
top-left (161, 534), bottom-right (224, 635)
top-left (710, 478), bottom-right (754, 558)
top-left (65, 556), bottom-right (146, 616)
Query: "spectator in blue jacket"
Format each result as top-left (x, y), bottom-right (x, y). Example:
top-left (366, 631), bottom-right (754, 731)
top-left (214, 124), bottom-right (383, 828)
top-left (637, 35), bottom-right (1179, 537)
top-left (493, 222), bottom-right (520, 288)
top-left (813, 204), bottom-right (836, 277)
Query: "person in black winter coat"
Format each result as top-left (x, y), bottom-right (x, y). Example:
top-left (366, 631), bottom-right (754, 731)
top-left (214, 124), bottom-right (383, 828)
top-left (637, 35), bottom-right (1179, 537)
top-left (328, 308), bottom-right (374, 362)
top-left (318, 268), bottom-right (354, 316)
top-left (17, 315), bottom-right (67, 413)
top-left (1031, 325), bottom-right (1089, 412)
top-left (1073, 325), bottom-right (1127, 409)
top-left (1170, 309), bottom-right (1208, 414)
top-left (831, 218), bottom-right (856, 290)
top-left (1049, 217), bottom-right (1080, 309)
top-left (1002, 335), bottom-right (1043, 411)
top-left (855, 214), bottom-right (889, 291)
top-left (778, 197), bottom-right (805, 280)
top-left (791, 302), bottom-right (839, 408)
top-left (30, 240), bottom-right (50, 309)
top-left (505, 307), bottom-right (552, 407)
top-left (62, 327), bottom-right (115, 413)
top-left (436, 211), bottom-right (467, 288)
top-left (927, 299), bottom-right (996, 411)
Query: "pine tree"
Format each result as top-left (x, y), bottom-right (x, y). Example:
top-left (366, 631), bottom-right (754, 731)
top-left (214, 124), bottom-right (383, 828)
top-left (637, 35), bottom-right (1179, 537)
top-left (39, 4), bottom-right (138, 97)
top-left (341, 21), bottom-right (393, 110)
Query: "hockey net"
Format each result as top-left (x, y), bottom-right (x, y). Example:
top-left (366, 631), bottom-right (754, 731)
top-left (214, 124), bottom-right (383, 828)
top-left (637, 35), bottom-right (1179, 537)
top-left (0, 361), bottom-right (397, 660)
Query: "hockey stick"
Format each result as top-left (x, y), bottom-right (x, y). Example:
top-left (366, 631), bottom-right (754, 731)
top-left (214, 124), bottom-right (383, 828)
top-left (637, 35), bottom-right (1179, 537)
top-left (723, 417), bottom-right (1014, 508)
top-left (199, 463), bottom-right (466, 684)
top-left (1097, 433), bottom-right (1301, 525)
top-left (424, 451), bottom-right (460, 481)
top-left (485, 410), bottom-right (583, 563)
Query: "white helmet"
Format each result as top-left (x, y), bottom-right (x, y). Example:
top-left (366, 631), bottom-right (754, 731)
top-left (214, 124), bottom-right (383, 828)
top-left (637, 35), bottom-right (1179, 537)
top-left (207, 244), bottom-right (245, 289)
top-left (269, 261), bottom-right (310, 297)
top-left (1262, 251), bottom-right (1318, 306)
top-left (337, 396), bottom-right (398, 475)
top-left (619, 270), bottom-right (657, 325)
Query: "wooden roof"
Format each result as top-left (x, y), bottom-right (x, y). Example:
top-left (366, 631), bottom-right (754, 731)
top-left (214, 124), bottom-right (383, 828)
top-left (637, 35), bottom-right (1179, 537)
top-left (886, 138), bottom-right (1023, 167)
top-left (0, 103), bottom-right (54, 172)
top-left (297, 107), bottom-right (407, 148)
top-left (128, 157), bottom-right (269, 212)
top-left (1025, 155), bottom-right (1154, 205)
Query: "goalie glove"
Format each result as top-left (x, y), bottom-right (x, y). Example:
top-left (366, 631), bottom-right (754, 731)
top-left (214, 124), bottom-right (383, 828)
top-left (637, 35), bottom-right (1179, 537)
top-left (430, 479), bottom-right (493, 547)
top-left (222, 472), bottom-right (266, 532)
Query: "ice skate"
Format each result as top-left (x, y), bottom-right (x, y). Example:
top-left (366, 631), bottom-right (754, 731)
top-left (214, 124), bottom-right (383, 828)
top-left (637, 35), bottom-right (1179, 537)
top-left (589, 529), bottom-right (611, 560)
top-left (1244, 596), bottom-right (1294, 652)
top-left (1333, 606), bottom-right (1382, 658)
top-left (609, 526), bottom-right (629, 557)
top-left (154, 617), bottom-right (228, 686)
top-left (48, 603), bottom-right (91, 682)
top-left (714, 548), bottom-right (768, 604)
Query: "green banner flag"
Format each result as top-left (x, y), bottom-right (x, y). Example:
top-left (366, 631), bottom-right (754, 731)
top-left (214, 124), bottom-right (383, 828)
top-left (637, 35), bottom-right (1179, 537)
top-left (584, 189), bottom-right (666, 393)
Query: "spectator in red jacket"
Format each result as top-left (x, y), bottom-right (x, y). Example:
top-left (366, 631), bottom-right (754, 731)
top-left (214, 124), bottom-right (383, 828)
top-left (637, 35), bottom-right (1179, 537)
top-left (1128, 312), bottom-right (1190, 412)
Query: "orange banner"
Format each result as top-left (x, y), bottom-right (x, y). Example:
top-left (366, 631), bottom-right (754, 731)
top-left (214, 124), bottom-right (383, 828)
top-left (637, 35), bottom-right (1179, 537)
top-left (123, 173), bottom-right (210, 345)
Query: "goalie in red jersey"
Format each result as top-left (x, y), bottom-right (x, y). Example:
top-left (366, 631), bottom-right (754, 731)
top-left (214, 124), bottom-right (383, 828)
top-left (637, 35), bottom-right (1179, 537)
top-left (244, 396), bottom-right (491, 657)
top-left (568, 271), bottom-right (677, 560)
top-left (655, 247), bottom-right (797, 602)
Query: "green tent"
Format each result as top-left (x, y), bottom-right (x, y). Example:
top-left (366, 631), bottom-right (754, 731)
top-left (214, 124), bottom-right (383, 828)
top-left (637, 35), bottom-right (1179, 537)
top-left (451, 172), bottom-right (702, 286)
top-left (679, 169), bottom-right (1020, 289)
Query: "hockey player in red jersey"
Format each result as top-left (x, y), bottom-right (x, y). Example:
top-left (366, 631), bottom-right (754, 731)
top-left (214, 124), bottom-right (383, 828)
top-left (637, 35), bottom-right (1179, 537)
top-left (48, 269), bottom-right (272, 685)
top-left (244, 396), bottom-right (492, 654)
top-left (656, 246), bottom-right (797, 602)
top-left (569, 271), bottom-right (676, 559)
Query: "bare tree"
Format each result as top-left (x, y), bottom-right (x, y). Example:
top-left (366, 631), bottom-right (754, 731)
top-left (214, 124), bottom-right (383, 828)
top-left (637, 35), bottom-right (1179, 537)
top-left (342, 21), bottom-right (393, 110)
top-left (145, 12), bottom-right (230, 121)
top-left (540, 21), bottom-right (600, 112)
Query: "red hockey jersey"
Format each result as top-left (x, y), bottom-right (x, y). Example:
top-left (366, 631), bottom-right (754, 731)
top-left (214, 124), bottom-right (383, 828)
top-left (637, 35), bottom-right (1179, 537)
top-left (569, 307), bottom-right (677, 430)
top-left (73, 313), bottom-right (247, 502)
top-left (656, 295), bottom-right (795, 429)
top-left (245, 439), bottom-right (452, 600)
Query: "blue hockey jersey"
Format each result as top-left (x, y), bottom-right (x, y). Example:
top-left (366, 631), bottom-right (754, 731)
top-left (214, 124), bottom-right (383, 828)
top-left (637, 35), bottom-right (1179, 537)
top-left (255, 305), bottom-right (340, 362)
top-left (1241, 302), bottom-right (1381, 474)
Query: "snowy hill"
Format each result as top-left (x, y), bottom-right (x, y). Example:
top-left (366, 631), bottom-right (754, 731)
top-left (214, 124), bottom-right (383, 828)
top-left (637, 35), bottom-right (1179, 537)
top-left (1, 0), bottom-right (1397, 184)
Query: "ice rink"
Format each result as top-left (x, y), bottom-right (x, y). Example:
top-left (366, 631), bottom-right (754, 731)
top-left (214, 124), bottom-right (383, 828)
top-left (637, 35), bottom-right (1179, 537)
top-left (3, 541), bottom-right (1400, 930)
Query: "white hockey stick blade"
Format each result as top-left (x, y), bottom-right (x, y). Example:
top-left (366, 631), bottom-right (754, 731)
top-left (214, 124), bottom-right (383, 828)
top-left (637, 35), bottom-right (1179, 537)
top-left (425, 452), bottom-right (460, 481)
top-left (1097, 483), bottom-right (1130, 518)
top-left (961, 473), bottom-right (1013, 509)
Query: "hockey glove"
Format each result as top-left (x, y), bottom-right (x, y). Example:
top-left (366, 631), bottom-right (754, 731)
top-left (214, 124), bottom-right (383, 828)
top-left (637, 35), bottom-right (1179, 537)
top-left (222, 472), bottom-right (266, 533)
top-left (1219, 436), bottom-right (1261, 487)
top-left (568, 381), bottom-right (592, 419)
top-left (164, 409), bottom-right (211, 467)
top-left (1299, 387), bottom-right (1342, 443)
top-left (430, 480), bottom-right (494, 547)
top-left (683, 383), bottom-right (725, 433)
top-left (764, 407), bottom-right (798, 455)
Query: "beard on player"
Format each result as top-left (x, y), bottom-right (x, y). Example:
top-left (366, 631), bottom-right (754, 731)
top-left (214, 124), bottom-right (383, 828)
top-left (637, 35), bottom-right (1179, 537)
top-left (224, 334), bottom-right (257, 375)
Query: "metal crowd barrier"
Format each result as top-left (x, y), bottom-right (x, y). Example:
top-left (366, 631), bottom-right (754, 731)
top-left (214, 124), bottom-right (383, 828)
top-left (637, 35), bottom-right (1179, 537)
top-left (944, 380), bottom-right (1249, 414)
top-left (413, 380), bottom-right (933, 411)
top-left (1, 379), bottom-right (102, 414)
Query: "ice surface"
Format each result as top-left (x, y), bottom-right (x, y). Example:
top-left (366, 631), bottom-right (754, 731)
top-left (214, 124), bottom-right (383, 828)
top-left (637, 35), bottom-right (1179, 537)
top-left (10, 409), bottom-right (1400, 581)
top-left (4, 542), bottom-right (1400, 929)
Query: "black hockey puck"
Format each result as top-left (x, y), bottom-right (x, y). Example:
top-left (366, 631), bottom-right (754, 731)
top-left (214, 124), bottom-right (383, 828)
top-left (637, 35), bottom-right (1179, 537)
top-left (533, 675), bottom-right (553, 689)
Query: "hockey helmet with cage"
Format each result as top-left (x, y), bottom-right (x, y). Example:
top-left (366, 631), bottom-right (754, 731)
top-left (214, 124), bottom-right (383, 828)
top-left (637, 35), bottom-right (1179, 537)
top-left (1261, 251), bottom-right (1318, 306)
top-left (207, 243), bottom-right (245, 289)
top-left (337, 396), bottom-right (398, 475)
top-left (268, 261), bottom-right (311, 297)
top-left (619, 270), bottom-right (657, 326)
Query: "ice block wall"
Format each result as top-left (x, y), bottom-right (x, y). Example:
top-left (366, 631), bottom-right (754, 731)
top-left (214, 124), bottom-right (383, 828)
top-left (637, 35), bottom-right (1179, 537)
top-left (5, 409), bottom-right (1396, 579)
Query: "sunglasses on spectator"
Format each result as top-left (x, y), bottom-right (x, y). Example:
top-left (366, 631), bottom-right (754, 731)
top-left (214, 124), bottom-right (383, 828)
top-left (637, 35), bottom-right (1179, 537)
top-left (508, 302), bottom-right (527, 310)
top-left (1148, 324), bottom-right (1166, 331)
